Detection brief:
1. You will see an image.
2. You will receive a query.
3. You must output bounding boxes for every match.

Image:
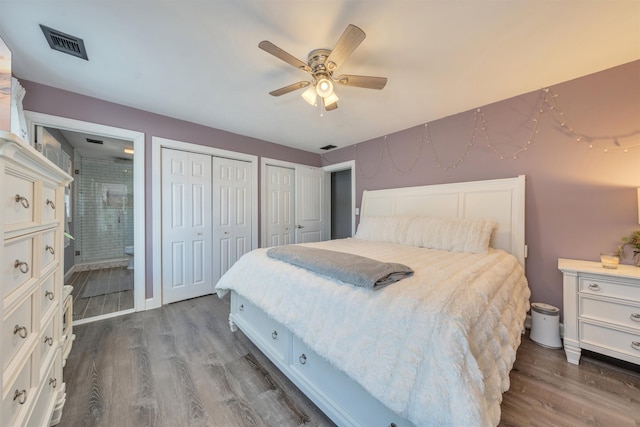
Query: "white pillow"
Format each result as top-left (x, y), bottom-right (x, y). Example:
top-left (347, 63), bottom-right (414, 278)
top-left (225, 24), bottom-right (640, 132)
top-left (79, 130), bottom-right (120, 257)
top-left (405, 216), bottom-right (497, 253)
top-left (354, 215), bottom-right (413, 244)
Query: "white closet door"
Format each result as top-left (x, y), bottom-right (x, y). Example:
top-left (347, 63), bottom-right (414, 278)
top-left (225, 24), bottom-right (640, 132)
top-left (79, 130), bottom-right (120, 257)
top-left (295, 165), bottom-right (330, 243)
top-left (161, 148), bottom-right (213, 304)
top-left (213, 157), bottom-right (252, 282)
top-left (265, 165), bottom-right (295, 247)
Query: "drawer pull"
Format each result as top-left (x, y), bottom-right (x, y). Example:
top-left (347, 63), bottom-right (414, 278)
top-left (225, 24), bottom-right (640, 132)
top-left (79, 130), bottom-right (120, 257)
top-left (631, 313), bottom-right (640, 322)
top-left (46, 199), bottom-right (56, 209)
top-left (49, 378), bottom-right (57, 388)
top-left (45, 290), bottom-right (55, 300)
top-left (13, 325), bottom-right (28, 339)
top-left (13, 389), bottom-right (27, 404)
top-left (632, 342), bottom-right (640, 351)
top-left (271, 331), bottom-right (278, 340)
top-left (299, 353), bottom-right (307, 365)
top-left (44, 336), bottom-right (54, 346)
top-left (239, 304), bottom-right (244, 311)
top-left (588, 283), bottom-right (601, 291)
top-left (389, 424), bottom-right (398, 427)
top-left (15, 194), bottom-right (30, 209)
top-left (14, 259), bottom-right (29, 274)
top-left (45, 245), bottom-right (55, 255)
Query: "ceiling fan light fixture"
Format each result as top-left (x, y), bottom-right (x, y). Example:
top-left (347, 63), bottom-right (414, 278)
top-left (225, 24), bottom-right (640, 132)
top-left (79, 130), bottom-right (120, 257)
top-left (316, 77), bottom-right (334, 98)
top-left (301, 85), bottom-right (318, 106)
top-left (324, 92), bottom-right (339, 106)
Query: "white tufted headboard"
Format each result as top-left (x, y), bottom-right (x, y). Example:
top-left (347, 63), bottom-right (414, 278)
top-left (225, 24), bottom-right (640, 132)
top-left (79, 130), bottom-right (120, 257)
top-left (359, 175), bottom-right (526, 267)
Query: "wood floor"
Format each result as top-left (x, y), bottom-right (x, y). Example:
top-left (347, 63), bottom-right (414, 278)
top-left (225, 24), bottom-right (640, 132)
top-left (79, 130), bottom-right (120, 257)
top-left (66, 267), bottom-right (134, 321)
top-left (59, 295), bottom-right (640, 427)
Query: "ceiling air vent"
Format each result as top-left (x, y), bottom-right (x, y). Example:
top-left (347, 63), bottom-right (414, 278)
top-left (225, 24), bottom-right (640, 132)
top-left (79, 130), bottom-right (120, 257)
top-left (40, 24), bottom-right (88, 60)
top-left (320, 144), bottom-right (337, 151)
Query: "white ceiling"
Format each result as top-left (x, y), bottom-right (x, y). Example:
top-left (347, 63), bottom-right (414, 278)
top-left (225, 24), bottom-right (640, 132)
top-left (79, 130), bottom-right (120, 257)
top-left (1, 1), bottom-right (639, 154)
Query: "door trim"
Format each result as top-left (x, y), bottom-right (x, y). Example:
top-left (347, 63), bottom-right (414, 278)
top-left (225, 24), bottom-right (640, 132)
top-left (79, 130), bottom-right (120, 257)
top-left (261, 159), bottom-right (356, 244)
top-left (151, 136), bottom-right (258, 308)
top-left (24, 111), bottom-right (146, 313)
top-left (323, 160), bottom-right (356, 236)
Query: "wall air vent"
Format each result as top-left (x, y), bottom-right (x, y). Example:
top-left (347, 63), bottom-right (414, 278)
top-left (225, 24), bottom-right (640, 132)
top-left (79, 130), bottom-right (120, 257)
top-left (320, 144), bottom-right (337, 151)
top-left (86, 138), bottom-right (103, 144)
top-left (40, 24), bottom-right (88, 60)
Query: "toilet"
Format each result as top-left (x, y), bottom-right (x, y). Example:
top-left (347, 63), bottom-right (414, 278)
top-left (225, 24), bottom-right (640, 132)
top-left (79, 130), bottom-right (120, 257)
top-left (124, 245), bottom-right (134, 269)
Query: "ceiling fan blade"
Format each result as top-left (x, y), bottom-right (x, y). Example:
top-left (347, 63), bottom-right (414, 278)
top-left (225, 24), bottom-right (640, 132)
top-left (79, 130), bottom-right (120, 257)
top-left (325, 24), bottom-right (366, 72)
top-left (335, 75), bottom-right (387, 90)
top-left (269, 81), bottom-right (311, 97)
top-left (323, 98), bottom-right (338, 111)
top-left (259, 41), bottom-right (311, 73)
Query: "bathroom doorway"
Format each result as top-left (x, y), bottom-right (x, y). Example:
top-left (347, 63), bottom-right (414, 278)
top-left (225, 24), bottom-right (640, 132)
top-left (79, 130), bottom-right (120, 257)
top-left (26, 112), bottom-right (145, 324)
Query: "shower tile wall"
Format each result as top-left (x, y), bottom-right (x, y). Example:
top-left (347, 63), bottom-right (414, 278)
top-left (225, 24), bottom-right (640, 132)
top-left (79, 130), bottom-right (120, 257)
top-left (75, 157), bottom-right (133, 265)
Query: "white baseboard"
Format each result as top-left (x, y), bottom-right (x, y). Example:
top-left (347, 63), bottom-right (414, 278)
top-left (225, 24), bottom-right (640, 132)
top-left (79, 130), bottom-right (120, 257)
top-left (145, 297), bottom-right (161, 311)
top-left (64, 265), bottom-right (76, 283)
top-left (74, 308), bottom-right (135, 326)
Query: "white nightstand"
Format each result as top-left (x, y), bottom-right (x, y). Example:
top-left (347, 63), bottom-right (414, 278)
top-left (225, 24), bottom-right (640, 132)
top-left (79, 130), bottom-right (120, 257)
top-left (559, 258), bottom-right (640, 365)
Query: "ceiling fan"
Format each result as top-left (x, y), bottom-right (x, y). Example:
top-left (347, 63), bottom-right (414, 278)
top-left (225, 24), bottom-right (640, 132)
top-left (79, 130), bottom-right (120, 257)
top-left (259, 24), bottom-right (387, 111)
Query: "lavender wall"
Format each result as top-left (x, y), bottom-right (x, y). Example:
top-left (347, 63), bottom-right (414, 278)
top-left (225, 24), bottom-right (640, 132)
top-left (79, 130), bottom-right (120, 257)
top-left (322, 61), bottom-right (640, 315)
top-left (20, 80), bottom-right (321, 298)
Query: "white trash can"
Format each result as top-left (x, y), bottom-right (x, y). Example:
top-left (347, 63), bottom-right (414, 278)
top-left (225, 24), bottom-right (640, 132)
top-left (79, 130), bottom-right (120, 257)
top-left (530, 302), bottom-right (562, 349)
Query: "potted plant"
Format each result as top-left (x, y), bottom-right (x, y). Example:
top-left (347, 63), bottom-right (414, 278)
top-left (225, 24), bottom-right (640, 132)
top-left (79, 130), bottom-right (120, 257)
top-left (618, 230), bottom-right (640, 267)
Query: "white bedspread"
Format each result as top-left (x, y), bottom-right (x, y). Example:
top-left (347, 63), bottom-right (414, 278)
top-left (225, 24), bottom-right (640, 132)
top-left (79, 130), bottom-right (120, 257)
top-left (215, 238), bottom-right (530, 427)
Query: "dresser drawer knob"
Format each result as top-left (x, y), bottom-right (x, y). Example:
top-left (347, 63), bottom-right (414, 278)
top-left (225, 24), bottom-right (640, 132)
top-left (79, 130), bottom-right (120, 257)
top-left (14, 259), bottom-right (29, 274)
top-left (299, 353), bottom-right (307, 365)
top-left (45, 245), bottom-right (55, 255)
top-left (631, 313), bottom-right (640, 322)
top-left (15, 194), bottom-right (30, 209)
top-left (46, 199), bottom-right (56, 209)
top-left (13, 325), bottom-right (28, 339)
top-left (239, 304), bottom-right (244, 311)
top-left (45, 290), bottom-right (55, 301)
top-left (44, 336), bottom-right (54, 346)
top-left (588, 283), bottom-right (601, 291)
top-left (13, 389), bottom-right (27, 404)
top-left (632, 342), bottom-right (640, 351)
top-left (272, 331), bottom-right (278, 340)
top-left (49, 378), bottom-right (57, 388)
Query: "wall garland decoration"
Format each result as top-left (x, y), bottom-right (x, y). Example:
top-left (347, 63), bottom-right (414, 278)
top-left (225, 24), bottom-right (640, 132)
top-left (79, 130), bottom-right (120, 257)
top-left (320, 87), bottom-right (640, 180)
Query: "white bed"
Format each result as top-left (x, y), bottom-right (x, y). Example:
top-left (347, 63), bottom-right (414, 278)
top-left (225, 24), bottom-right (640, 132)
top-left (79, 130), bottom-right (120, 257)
top-left (216, 175), bottom-right (530, 427)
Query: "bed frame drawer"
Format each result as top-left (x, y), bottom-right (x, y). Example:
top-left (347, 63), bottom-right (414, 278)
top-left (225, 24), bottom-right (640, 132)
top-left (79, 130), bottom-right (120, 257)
top-left (233, 295), bottom-right (287, 362)
top-left (290, 335), bottom-right (412, 427)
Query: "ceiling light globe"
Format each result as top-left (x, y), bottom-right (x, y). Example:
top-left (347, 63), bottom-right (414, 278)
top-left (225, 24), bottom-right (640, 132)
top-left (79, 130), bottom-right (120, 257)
top-left (316, 78), bottom-right (334, 98)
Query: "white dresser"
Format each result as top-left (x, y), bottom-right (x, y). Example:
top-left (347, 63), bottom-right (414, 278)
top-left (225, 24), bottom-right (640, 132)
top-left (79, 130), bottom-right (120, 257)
top-left (1, 131), bottom-right (72, 426)
top-left (559, 258), bottom-right (640, 365)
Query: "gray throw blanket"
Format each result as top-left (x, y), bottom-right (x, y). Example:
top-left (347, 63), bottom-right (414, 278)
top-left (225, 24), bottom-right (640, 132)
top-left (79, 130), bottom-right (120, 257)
top-left (267, 245), bottom-right (414, 290)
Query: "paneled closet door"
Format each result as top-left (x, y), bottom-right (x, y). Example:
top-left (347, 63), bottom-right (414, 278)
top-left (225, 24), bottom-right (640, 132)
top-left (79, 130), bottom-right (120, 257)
top-left (213, 157), bottom-right (252, 282)
top-left (161, 148), bottom-right (213, 304)
top-left (265, 165), bottom-right (295, 247)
